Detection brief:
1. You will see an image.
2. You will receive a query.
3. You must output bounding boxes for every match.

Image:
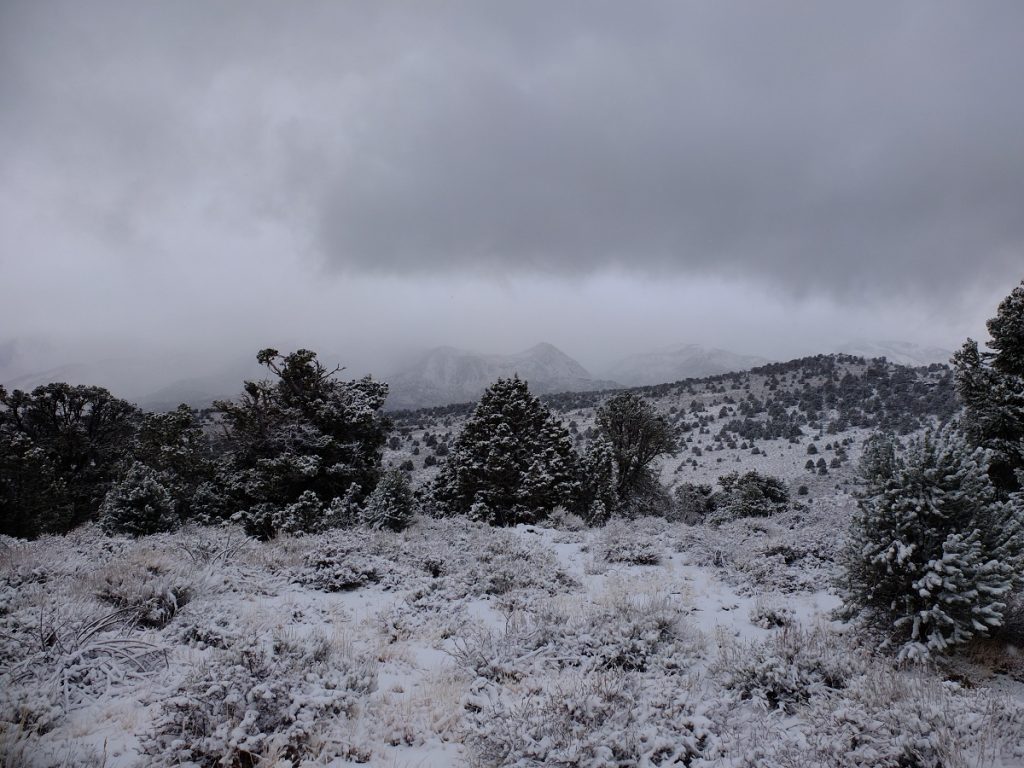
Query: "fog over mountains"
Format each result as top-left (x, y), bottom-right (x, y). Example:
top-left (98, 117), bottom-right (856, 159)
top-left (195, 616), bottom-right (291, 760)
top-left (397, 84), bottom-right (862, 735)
top-left (384, 343), bottom-right (619, 411)
top-left (1, 338), bottom-right (960, 412)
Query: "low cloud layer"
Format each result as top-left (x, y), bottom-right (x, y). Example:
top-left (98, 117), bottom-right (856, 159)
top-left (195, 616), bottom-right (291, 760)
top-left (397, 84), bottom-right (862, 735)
top-left (1, 2), bottom-right (1021, 388)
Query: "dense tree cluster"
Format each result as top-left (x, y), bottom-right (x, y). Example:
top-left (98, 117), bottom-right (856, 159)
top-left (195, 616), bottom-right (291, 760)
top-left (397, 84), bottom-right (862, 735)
top-left (843, 279), bottom-right (1024, 660)
top-left (0, 384), bottom-right (140, 537)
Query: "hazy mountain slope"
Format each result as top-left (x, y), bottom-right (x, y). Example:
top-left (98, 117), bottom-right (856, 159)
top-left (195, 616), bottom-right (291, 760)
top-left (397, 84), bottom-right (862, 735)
top-left (837, 340), bottom-right (953, 366)
top-left (605, 343), bottom-right (771, 387)
top-left (385, 342), bottom-right (619, 409)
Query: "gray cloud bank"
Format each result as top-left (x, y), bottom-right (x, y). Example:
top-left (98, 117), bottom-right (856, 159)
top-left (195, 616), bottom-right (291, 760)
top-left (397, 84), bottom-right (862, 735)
top-left (3, 2), bottom-right (1023, 296)
top-left (1, 2), bottom-right (1022, 393)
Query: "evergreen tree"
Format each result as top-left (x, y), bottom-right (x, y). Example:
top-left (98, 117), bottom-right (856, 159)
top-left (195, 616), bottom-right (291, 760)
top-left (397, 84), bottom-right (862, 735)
top-left (360, 468), bottom-right (415, 531)
top-left (124, 405), bottom-right (214, 523)
top-left (214, 349), bottom-right (391, 539)
top-left (433, 377), bottom-right (580, 526)
top-left (596, 392), bottom-right (678, 502)
top-left (578, 435), bottom-right (618, 524)
top-left (0, 384), bottom-right (140, 537)
top-left (99, 461), bottom-right (177, 537)
top-left (842, 427), bottom-right (1023, 661)
top-left (953, 279), bottom-right (1024, 492)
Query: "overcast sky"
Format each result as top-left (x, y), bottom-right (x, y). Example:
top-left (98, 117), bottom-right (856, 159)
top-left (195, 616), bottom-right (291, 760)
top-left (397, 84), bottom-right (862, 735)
top-left (1, 1), bottom-right (1022, 388)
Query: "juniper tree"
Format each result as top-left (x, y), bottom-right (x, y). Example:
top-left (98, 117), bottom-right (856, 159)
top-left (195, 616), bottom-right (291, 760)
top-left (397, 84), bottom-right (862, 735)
top-left (214, 349), bottom-right (391, 539)
top-left (99, 461), bottom-right (177, 537)
top-left (432, 376), bottom-right (580, 526)
top-left (595, 392), bottom-right (678, 503)
top-left (0, 384), bottom-right (140, 537)
top-left (580, 435), bottom-right (619, 523)
top-left (842, 427), bottom-right (1023, 661)
top-left (360, 468), bottom-right (415, 531)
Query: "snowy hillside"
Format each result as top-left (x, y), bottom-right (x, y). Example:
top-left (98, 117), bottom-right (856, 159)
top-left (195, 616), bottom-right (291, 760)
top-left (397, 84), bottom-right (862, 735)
top-left (605, 343), bottom-right (771, 387)
top-left (385, 342), bottom-right (619, 410)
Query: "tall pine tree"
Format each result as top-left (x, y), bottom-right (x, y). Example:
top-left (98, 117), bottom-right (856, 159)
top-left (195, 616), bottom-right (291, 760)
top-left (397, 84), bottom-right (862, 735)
top-left (953, 279), bottom-right (1024, 492)
top-left (432, 377), bottom-right (581, 526)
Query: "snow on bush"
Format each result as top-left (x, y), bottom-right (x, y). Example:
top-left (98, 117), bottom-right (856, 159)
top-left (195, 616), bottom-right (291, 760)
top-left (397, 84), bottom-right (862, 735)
top-left (142, 629), bottom-right (378, 766)
top-left (716, 625), bottom-right (864, 713)
top-left (463, 670), bottom-right (715, 767)
top-left (596, 518), bottom-right (664, 566)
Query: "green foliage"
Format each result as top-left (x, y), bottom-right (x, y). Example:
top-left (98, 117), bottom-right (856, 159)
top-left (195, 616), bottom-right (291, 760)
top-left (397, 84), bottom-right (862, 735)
top-left (0, 384), bottom-right (139, 537)
top-left (433, 377), bottom-right (580, 526)
top-left (595, 392), bottom-right (678, 501)
top-left (215, 349), bottom-right (391, 539)
top-left (842, 427), bottom-right (1024, 661)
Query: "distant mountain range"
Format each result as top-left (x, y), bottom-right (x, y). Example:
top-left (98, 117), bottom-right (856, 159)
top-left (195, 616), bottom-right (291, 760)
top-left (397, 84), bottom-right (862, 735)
top-left (603, 344), bottom-right (772, 387)
top-left (384, 343), bottom-right (620, 410)
top-left (836, 340), bottom-right (954, 367)
top-left (1, 338), bottom-right (959, 412)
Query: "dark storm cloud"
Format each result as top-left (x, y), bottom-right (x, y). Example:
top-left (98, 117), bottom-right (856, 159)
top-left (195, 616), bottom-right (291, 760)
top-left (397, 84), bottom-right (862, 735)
top-left (1, 1), bottom-right (1022, 304)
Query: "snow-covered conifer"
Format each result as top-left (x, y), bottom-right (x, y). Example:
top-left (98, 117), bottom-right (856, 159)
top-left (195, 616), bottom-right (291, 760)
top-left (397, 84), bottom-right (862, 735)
top-left (360, 469), bottom-right (414, 531)
top-left (433, 377), bottom-right (581, 525)
top-left (842, 426), bottom-right (1023, 660)
top-left (99, 461), bottom-right (177, 536)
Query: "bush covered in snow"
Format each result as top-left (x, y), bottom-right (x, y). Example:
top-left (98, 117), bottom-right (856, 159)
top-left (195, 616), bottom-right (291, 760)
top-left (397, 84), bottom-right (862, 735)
top-left (143, 630), bottom-right (378, 766)
top-left (717, 626), bottom-right (864, 713)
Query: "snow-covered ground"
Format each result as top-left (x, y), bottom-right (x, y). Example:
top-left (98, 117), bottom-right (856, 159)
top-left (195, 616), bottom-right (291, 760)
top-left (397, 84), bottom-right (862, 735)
top-left (3, 507), bottom-right (1023, 767)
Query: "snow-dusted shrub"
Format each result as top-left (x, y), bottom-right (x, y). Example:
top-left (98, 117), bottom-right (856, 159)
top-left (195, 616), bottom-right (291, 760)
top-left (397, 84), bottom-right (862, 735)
top-left (143, 629), bottom-right (377, 766)
top-left (462, 671), bottom-right (713, 767)
top-left (546, 505), bottom-right (586, 531)
top-left (359, 468), bottom-right (415, 531)
top-left (474, 533), bottom-right (579, 596)
top-left (92, 555), bottom-right (195, 628)
top-left (749, 599), bottom-right (795, 629)
top-left (842, 427), bottom-right (1024, 661)
top-left (451, 593), bottom-right (695, 683)
top-left (717, 626), bottom-right (863, 713)
top-left (297, 536), bottom-right (388, 592)
top-left (0, 603), bottom-right (164, 731)
top-left (708, 470), bottom-right (789, 522)
top-left (98, 461), bottom-right (177, 536)
top-left (597, 521), bottom-right (663, 566)
top-left (752, 672), bottom-right (1024, 768)
top-left (673, 482), bottom-right (715, 524)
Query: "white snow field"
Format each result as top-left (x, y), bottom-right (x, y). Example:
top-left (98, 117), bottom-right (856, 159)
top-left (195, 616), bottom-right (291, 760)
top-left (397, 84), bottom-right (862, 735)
top-left (3, 505), bottom-right (1023, 767)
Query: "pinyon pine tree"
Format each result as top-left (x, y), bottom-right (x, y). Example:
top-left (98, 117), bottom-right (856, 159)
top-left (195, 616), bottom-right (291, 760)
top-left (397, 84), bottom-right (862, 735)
top-left (842, 427), bottom-right (1023, 661)
top-left (953, 279), bottom-right (1024, 492)
top-left (433, 376), bottom-right (580, 526)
